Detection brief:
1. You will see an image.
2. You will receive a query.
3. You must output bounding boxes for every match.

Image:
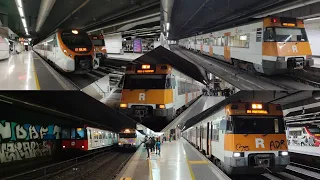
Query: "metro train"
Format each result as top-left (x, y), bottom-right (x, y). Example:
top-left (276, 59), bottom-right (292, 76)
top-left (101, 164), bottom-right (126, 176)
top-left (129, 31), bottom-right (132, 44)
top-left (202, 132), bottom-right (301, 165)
top-left (61, 125), bottom-right (118, 151)
top-left (119, 64), bottom-right (205, 121)
top-left (287, 125), bottom-right (320, 147)
top-left (182, 102), bottom-right (290, 175)
top-left (0, 34), bottom-right (10, 60)
top-left (34, 29), bottom-right (97, 74)
top-left (89, 35), bottom-right (107, 66)
top-left (118, 128), bottom-right (145, 149)
top-left (179, 17), bottom-right (314, 75)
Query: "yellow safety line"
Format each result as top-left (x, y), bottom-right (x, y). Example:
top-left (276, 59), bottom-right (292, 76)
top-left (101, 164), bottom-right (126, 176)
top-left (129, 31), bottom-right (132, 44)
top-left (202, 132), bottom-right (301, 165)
top-left (148, 159), bottom-right (153, 180)
top-left (189, 160), bottom-right (208, 164)
top-left (119, 178), bottom-right (132, 180)
top-left (32, 60), bottom-right (41, 90)
top-left (186, 156), bottom-right (196, 180)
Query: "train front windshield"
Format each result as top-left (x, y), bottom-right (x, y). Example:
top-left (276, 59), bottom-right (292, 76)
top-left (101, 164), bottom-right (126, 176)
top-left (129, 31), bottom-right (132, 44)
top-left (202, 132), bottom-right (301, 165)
top-left (308, 127), bottom-right (320, 134)
top-left (92, 39), bottom-right (105, 46)
top-left (265, 27), bottom-right (308, 42)
top-left (229, 116), bottom-right (285, 134)
top-left (119, 133), bottom-right (136, 138)
top-left (62, 128), bottom-right (86, 139)
top-left (61, 30), bottom-right (92, 51)
top-left (123, 74), bottom-right (167, 89)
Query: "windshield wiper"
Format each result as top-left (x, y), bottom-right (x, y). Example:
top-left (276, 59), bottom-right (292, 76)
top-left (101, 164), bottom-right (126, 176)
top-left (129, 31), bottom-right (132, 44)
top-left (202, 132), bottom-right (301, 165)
top-left (145, 88), bottom-right (150, 92)
top-left (243, 134), bottom-right (249, 137)
top-left (262, 133), bottom-right (268, 137)
top-left (130, 88), bottom-right (135, 91)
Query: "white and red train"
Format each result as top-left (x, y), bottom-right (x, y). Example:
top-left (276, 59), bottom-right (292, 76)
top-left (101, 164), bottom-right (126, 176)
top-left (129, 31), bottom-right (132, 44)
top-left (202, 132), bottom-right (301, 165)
top-left (61, 125), bottom-right (118, 151)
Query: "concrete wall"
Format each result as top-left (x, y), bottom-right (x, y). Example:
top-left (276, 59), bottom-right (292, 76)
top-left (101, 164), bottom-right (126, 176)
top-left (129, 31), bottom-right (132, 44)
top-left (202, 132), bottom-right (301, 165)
top-left (305, 21), bottom-right (320, 56)
top-left (104, 33), bottom-right (123, 54)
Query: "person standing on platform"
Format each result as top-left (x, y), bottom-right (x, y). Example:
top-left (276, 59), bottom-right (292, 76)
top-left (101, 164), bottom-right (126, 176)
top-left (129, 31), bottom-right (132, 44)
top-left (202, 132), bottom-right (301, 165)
top-left (151, 137), bottom-right (156, 152)
top-left (156, 139), bottom-right (161, 155)
top-left (146, 137), bottom-right (152, 158)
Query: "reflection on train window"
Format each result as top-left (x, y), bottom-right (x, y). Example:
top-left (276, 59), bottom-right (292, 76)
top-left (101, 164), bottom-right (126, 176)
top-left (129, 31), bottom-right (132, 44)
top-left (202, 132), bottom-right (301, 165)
top-left (71, 128), bottom-right (85, 140)
top-left (232, 116), bottom-right (285, 134)
top-left (92, 39), bottom-right (105, 46)
top-left (274, 119), bottom-right (279, 133)
top-left (302, 128), bottom-right (306, 134)
top-left (62, 129), bottom-right (71, 139)
top-left (309, 127), bottom-right (320, 133)
top-left (123, 74), bottom-right (166, 89)
top-left (275, 28), bottom-right (308, 42)
top-left (212, 124), bottom-right (219, 141)
top-left (61, 31), bottom-right (92, 49)
top-left (264, 27), bottom-right (275, 42)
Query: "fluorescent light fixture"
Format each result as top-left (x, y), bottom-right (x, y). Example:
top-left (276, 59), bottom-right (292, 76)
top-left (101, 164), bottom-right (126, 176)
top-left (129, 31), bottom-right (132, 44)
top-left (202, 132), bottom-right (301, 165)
top-left (166, 22), bottom-right (170, 30)
top-left (167, 32), bottom-right (169, 37)
top-left (22, 18), bottom-right (27, 27)
top-left (16, 0), bottom-right (23, 7)
top-left (18, 7), bottom-right (24, 17)
top-left (46, 39), bottom-right (54, 43)
top-left (304, 17), bottom-right (320, 21)
top-left (25, 27), bottom-right (28, 34)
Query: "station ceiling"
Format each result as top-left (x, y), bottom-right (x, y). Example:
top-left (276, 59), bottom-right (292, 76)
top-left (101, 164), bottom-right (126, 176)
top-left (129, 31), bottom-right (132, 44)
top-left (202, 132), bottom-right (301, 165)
top-left (169, 0), bottom-right (304, 40)
top-left (8, 0), bottom-right (160, 43)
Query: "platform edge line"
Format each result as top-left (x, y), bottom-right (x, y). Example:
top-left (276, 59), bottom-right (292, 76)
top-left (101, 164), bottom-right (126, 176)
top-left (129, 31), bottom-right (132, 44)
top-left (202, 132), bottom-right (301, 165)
top-left (185, 156), bottom-right (196, 180)
top-left (32, 60), bottom-right (41, 90)
top-left (148, 159), bottom-right (153, 180)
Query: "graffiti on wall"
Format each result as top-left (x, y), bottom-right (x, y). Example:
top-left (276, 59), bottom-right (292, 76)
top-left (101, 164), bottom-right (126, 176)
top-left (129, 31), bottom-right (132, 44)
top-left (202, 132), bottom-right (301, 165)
top-left (0, 120), bottom-right (61, 163)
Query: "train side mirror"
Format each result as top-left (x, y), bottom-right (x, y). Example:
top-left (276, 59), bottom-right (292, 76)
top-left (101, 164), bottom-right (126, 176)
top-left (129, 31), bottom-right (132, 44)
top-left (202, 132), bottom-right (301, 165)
top-left (220, 119), bottom-right (227, 131)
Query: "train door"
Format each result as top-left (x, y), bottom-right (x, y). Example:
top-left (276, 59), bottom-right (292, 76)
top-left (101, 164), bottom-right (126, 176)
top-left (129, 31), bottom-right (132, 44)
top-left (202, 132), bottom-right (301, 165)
top-left (207, 122), bottom-right (210, 155)
top-left (209, 37), bottom-right (213, 56)
top-left (88, 129), bottom-right (92, 150)
top-left (196, 127), bottom-right (198, 148)
top-left (224, 32), bottom-right (231, 62)
top-left (200, 125), bottom-right (202, 150)
top-left (171, 75), bottom-right (178, 116)
top-left (210, 122), bottom-right (213, 156)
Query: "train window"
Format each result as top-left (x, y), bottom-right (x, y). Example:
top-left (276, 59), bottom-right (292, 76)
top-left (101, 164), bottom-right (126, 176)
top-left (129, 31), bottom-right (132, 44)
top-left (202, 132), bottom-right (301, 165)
top-left (274, 28), bottom-right (308, 42)
top-left (264, 27), bottom-right (275, 42)
top-left (221, 36), bottom-right (225, 46)
top-left (226, 120), bottom-right (233, 133)
top-left (123, 74), bottom-right (167, 89)
top-left (62, 128), bottom-right (71, 139)
top-left (225, 36), bottom-right (229, 46)
top-left (232, 116), bottom-right (285, 134)
top-left (71, 128), bottom-right (85, 140)
top-left (302, 128), bottom-right (306, 134)
top-left (61, 30), bottom-right (92, 50)
top-left (230, 34), bottom-right (250, 48)
top-left (212, 124), bottom-right (219, 141)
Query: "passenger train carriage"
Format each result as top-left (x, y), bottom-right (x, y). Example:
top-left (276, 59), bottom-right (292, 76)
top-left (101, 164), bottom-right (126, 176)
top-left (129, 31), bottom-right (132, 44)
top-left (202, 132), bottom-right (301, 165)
top-left (183, 102), bottom-right (290, 175)
top-left (119, 64), bottom-right (205, 121)
top-left (118, 128), bottom-right (145, 149)
top-left (89, 35), bottom-right (107, 66)
top-left (61, 125), bottom-right (118, 151)
top-left (179, 17), bottom-right (314, 75)
top-left (34, 29), bottom-right (97, 73)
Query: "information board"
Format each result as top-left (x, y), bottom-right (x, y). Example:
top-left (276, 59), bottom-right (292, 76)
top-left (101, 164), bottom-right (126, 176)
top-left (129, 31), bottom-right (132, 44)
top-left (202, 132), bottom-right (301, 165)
top-left (133, 39), bottom-right (142, 53)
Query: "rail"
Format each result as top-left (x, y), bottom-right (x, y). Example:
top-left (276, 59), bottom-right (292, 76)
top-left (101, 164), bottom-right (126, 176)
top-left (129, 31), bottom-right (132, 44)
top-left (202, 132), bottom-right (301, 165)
top-left (3, 147), bottom-right (115, 180)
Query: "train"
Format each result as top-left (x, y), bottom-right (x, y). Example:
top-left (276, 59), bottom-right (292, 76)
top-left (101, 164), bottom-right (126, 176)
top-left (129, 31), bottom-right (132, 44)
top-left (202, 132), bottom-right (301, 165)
top-left (0, 34), bottom-right (10, 60)
top-left (61, 125), bottom-right (118, 151)
top-left (89, 35), bottom-right (107, 66)
top-left (33, 29), bottom-right (96, 74)
top-left (119, 64), bottom-right (205, 121)
top-left (287, 125), bottom-right (320, 147)
top-left (118, 128), bottom-right (145, 149)
top-left (179, 17), bottom-right (314, 75)
top-left (182, 102), bottom-right (290, 175)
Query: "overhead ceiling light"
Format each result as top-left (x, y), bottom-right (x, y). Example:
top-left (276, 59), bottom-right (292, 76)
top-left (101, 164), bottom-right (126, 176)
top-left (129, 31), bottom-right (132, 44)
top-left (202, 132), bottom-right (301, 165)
top-left (304, 17), bottom-right (320, 21)
top-left (22, 18), bottom-right (27, 27)
top-left (18, 7), bottom-right (24, 17)
top-left (166, 23), bottom-right (170, 30)
top-left (16, 0), bottom-right (23, 8)
top-left (72, 30), bottom-right (79, 34)
top-left (167, 32), bottom-right (169, 37)
top-left (25, 27), bottom-right (28, 34)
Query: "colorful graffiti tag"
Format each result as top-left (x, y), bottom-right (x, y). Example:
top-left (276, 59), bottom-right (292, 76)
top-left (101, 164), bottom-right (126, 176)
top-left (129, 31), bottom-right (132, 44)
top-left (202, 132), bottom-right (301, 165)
top-left (0, 120), bottom-right (61, 163)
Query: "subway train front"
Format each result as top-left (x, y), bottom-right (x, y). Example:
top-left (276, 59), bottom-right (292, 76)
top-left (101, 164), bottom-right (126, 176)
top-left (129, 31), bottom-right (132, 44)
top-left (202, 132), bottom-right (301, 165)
top-left (183, 102), bottom-right (290, 175)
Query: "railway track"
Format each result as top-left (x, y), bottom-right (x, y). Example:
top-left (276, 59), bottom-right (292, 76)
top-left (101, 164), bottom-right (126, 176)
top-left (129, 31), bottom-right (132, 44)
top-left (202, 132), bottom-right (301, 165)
top-left (2, 147), bottom-right (116, 180)
top-left (172, 45), bottom-right (319, 90)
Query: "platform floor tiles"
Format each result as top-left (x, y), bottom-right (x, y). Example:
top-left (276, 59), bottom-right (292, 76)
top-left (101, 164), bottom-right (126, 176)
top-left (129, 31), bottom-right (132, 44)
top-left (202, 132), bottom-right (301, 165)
top-left (0, 51), bottom-right (64, 90)
top-left (118, 139), bottom-right (229, 180)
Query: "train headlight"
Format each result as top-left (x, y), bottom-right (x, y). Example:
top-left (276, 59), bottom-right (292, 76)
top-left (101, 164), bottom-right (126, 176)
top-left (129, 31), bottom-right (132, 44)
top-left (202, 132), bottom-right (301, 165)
top-left (279, 151), bottom-right (288, 156)
top-left (157, 104), bottom-right (165, 109)
top-left (72, 30), bottom-right (79, 34)
top-left (120, 104), bottom-right (127, 108)
top-left (118, 143), bottom-right (122, 145)
top-left (63, 145), bottom-right (66, 148)
top-left (81, 145), bottom-right (84, 149)
top-left (132, 143), bottom-right (136, 145)
top-left (233, 152), bottom-right (244, 157)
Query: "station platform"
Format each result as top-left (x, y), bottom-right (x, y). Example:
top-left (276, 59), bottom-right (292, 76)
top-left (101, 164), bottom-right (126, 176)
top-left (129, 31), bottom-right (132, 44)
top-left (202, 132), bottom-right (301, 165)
top-left (313, 57), bottom-right (320, 68)
top-left (107, 53), bottom-right (143, 62)
top-left (288, 145), bottom-right (320, 157)
top-left (0, 51), bottom-right (74, 90)
top-left (116, 139), bottom-right (230, 180)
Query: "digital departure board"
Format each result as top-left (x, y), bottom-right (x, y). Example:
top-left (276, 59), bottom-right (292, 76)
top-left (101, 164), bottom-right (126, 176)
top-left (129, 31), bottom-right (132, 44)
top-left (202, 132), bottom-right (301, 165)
top-left (133, 39), bottom-right (142, 53)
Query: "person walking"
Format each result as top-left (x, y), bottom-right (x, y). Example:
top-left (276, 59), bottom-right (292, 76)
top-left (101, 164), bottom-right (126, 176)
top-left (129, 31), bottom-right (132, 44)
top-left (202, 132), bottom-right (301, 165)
top-left (146, 137), bottom-right (152, 158)
top-left (155, 139), bottom-right (161, 155)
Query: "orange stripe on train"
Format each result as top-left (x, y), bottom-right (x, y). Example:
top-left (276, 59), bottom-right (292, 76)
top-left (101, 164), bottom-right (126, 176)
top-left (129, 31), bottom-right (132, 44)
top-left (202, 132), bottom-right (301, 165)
top-left (224, 134), bottom-right (288, 152)
top-left (121, 89), bottom-right (173, 104)
top-left (262, 42), bottom-right (312, 56)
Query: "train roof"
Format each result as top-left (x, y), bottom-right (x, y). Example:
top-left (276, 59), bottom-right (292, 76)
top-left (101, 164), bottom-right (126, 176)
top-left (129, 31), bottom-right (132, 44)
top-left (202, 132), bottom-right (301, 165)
top-left (131, 46), bottom-right (207, 84)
